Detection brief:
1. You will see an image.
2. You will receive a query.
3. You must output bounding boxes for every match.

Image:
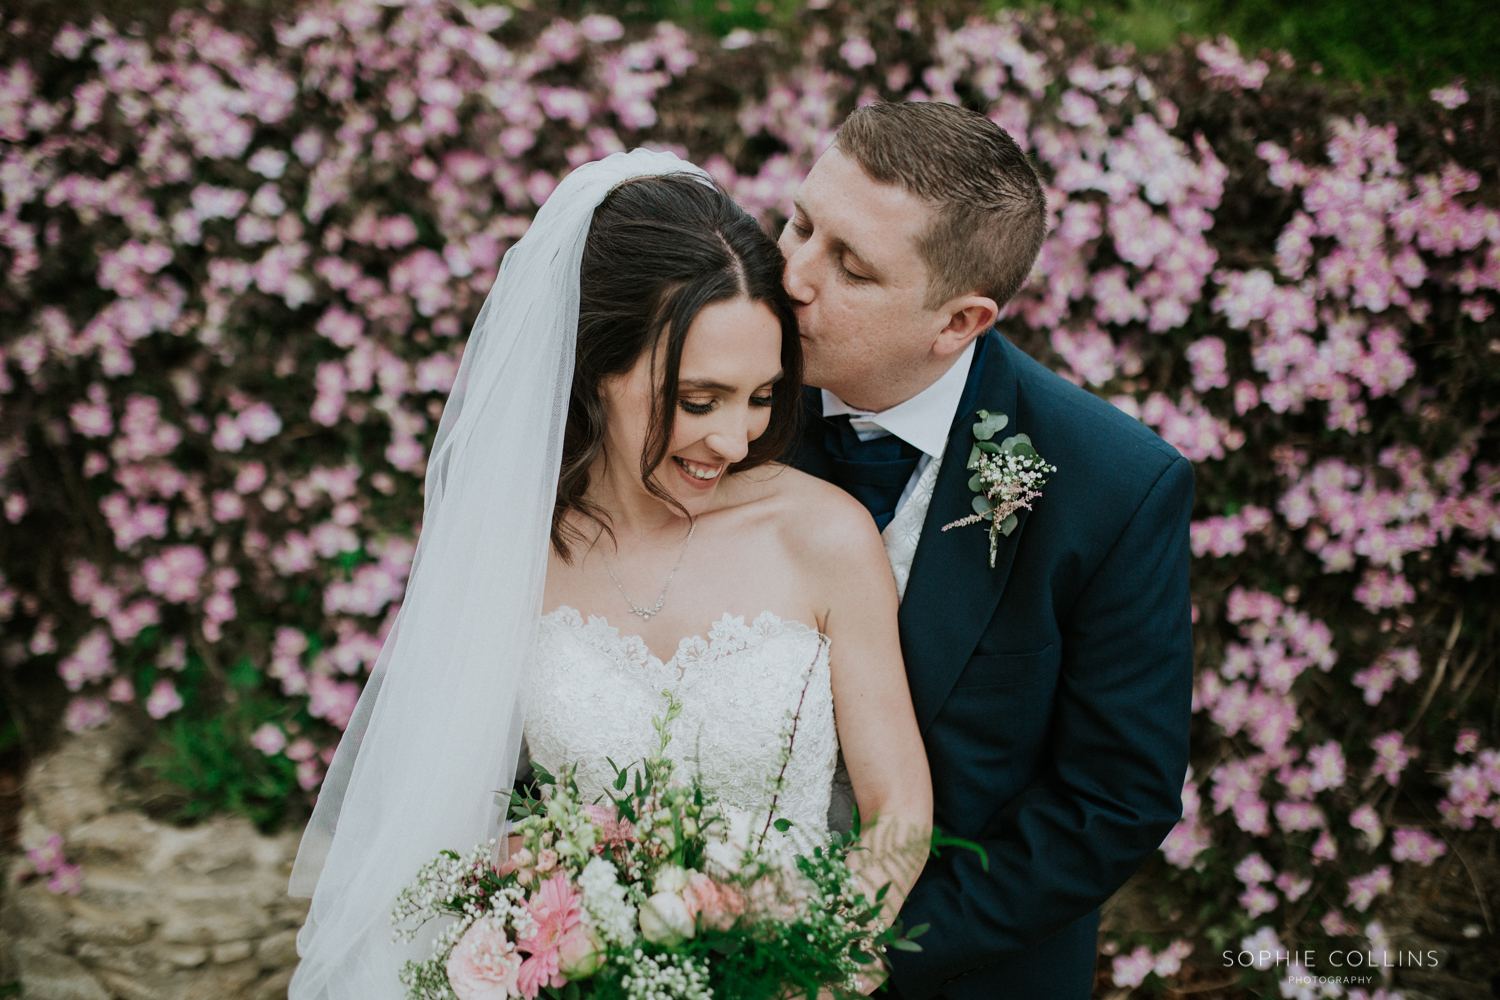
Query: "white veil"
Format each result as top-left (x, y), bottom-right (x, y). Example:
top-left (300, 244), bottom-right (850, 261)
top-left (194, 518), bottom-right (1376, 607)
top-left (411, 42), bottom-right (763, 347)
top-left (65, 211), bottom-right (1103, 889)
top-left (289, 149), bottom-right (714, 998)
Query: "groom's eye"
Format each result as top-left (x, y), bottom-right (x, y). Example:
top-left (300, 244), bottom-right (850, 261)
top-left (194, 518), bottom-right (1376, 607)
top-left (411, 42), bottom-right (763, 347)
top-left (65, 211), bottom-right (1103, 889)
top-left (787, 219), bottom-right (810, 239)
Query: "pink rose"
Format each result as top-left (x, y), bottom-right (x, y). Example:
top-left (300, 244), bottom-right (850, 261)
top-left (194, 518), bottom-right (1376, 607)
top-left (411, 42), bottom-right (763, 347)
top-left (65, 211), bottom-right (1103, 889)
top-left (682, 871), bottom-right (743, 931)
top-left (535, 848), bottom-right (557, 873)
top-left (446, 917), bottom-right (521, 1000)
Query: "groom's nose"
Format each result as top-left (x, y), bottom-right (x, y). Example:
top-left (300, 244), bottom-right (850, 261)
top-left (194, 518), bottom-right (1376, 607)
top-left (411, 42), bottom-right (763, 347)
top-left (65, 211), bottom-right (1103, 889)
top-left (781, 240), bottom-right (815, 306)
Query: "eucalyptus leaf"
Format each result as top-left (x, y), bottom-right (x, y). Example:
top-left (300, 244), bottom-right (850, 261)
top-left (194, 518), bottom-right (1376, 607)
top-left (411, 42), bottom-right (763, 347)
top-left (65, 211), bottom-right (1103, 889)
top-left (971, 410), bottom-right (1008, 440)
top-left (972, 495), bottom-right (993, 515)
top-left (967, 443), bottom-right (983, 470)
top-left (976, 441), bottom-right (1000, 454)
top-left (968, 473), bottom-right (983, 492)
top-left (1001, 512), bottom-right (1019, 535)
top-left (982, 510), bottom-right (994, 521)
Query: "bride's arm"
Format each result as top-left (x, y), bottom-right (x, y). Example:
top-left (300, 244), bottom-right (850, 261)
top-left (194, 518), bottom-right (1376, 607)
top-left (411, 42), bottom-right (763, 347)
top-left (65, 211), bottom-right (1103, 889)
top-left (794, 483), bottom-right (933, 928)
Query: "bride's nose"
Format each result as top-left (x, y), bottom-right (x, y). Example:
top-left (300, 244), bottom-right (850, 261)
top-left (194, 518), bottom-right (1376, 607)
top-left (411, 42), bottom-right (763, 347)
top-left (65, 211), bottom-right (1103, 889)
top-left (703, 414), bottom-right (754, 465)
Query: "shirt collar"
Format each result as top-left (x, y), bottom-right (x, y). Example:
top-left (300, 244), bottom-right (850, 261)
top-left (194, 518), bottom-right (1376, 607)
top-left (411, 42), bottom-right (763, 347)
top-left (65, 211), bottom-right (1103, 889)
top-left (820, 340), bottom-right (977, 459)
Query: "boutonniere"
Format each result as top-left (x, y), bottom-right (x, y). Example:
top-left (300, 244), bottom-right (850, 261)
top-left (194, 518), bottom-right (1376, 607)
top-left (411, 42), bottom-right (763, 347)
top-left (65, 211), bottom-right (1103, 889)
top-left (941, 409), bottom-right (1057, 568)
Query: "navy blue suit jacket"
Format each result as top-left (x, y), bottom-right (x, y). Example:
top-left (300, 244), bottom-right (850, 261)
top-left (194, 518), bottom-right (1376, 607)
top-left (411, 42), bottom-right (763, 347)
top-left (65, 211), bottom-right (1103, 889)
top-left (794, 333), bottom-right (1194, 1000)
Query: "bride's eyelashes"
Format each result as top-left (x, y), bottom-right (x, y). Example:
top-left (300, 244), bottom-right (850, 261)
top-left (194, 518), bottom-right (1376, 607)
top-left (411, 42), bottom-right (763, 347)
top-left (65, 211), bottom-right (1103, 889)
top-left (677, 393), bottom-right (776, 416)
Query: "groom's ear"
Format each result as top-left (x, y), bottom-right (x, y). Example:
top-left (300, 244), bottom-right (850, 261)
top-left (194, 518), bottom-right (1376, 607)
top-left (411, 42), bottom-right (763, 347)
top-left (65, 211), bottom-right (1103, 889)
top-left (931, 294), bottom-right (999, 358)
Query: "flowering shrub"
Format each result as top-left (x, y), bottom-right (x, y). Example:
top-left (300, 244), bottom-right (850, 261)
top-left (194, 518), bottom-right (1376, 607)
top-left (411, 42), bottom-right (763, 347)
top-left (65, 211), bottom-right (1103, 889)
top-left (0, 0), bottom-right (1495, 991)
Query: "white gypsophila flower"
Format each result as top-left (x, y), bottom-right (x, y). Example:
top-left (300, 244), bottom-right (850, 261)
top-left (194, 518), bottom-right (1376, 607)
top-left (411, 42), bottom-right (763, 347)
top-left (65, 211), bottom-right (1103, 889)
top-left (578, 856), bottom-right (638, 947)
top-left (619, 952), bottom-right (713, 1000)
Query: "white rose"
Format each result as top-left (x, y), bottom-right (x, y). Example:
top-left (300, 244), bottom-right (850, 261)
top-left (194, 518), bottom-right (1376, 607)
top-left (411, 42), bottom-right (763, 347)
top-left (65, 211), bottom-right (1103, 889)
top-left (638, 891), bottom-right (695, 946)
top-left (652, 864), bottom-right (689, 895)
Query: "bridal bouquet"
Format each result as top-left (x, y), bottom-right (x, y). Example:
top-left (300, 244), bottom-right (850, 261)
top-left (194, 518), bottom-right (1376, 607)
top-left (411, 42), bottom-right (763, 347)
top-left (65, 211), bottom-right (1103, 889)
top-left (392, 692), bottom-right (925, 1000)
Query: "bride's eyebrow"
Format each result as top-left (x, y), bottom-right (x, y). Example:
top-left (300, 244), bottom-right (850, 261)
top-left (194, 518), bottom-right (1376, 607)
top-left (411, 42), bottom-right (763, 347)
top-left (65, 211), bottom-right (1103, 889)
top-left (678, 371), bottom-right (784, 392)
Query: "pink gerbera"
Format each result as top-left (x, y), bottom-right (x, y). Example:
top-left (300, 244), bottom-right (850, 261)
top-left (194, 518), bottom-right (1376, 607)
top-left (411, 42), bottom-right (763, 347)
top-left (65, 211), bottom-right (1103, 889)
top-left (516, 873), bottom-right (584, 998)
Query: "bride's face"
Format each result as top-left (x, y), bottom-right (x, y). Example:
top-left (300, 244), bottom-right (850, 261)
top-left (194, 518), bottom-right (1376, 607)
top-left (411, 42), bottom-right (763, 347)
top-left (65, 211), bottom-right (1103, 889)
top-left (600, 295), bottom-right (784, 517)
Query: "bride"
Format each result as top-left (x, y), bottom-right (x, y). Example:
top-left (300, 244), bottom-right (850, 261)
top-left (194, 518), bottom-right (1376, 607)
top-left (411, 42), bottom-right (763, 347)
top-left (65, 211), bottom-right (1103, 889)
top-left (288, 150), bottom-right (932, 998)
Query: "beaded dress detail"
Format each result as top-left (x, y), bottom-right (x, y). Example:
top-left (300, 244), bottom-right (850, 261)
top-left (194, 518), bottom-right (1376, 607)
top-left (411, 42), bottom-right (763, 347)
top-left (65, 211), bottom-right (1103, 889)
top-left (525, 608), bottom-right (837, 836)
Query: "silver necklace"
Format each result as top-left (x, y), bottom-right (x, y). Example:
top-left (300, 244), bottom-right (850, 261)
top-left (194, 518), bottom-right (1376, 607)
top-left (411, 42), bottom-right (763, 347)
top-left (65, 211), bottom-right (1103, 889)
top-left (599, 517), bottom-right (698, 621)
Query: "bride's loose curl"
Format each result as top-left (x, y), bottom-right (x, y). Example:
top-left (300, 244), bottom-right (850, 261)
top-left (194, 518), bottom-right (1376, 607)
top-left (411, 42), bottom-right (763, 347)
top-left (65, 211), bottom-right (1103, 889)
top-left (553, 175), bottom-right (802, 559)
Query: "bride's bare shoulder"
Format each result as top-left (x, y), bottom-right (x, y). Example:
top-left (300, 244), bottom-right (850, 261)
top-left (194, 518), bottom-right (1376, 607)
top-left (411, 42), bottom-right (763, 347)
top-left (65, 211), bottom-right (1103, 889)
top-left (733, 463), bottom-right (884, 561)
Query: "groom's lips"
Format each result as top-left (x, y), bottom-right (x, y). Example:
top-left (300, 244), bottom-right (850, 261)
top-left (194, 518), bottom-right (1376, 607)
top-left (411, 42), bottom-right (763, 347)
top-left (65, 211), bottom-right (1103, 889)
top-left (673, 456), bottom-right (723, 489)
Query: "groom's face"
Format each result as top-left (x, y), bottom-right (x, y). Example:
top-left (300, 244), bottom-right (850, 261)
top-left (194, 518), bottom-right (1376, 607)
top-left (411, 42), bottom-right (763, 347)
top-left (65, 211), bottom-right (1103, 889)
top-left (779, 147), bottom-right (946, 409)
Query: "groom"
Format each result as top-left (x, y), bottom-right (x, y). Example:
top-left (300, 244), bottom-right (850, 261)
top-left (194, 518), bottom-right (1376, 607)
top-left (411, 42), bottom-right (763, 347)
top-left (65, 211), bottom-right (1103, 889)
top-left (785, 102), bottom-right (1194, 999)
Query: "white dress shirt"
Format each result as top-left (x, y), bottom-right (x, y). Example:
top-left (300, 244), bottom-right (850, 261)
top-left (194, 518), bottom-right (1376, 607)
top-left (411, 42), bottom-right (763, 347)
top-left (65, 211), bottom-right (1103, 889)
top-left (820, 340), bottom-right (976, 601)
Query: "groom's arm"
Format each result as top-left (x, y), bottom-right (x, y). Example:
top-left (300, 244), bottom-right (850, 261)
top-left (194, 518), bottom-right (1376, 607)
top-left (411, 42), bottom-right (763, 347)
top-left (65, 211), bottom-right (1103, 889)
top-left (888, 455), bottom-right (1195, 999)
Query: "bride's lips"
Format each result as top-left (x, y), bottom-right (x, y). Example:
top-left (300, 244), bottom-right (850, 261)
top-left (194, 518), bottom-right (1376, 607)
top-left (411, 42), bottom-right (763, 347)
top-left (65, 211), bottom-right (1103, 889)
top-left (673, 456), bottom-right (724, 489)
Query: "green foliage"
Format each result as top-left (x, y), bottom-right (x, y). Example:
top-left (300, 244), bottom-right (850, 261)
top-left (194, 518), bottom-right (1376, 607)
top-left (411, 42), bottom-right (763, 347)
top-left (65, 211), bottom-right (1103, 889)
top-left (1021, 0), bottom-right (1499, 87)
top-left (139, 691), bottom-right (302, 831)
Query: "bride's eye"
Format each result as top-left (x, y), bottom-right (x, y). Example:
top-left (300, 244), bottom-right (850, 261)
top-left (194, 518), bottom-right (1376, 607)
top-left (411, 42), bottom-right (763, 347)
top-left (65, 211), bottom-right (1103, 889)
top-left (679, 398), bottom-right (715, 415)
top-left (749, 393), bottom-right (774, 408)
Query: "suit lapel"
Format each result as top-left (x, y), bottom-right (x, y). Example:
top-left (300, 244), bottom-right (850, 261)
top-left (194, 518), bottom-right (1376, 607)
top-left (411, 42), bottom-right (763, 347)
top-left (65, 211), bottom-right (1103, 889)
top-left (899, 334), bottom-right (1031, 734)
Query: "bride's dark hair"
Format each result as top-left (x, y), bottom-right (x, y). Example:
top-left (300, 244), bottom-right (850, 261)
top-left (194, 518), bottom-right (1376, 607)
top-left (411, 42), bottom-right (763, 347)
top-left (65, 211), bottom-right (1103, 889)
top-left (551, 173), bottom-right (802, 560)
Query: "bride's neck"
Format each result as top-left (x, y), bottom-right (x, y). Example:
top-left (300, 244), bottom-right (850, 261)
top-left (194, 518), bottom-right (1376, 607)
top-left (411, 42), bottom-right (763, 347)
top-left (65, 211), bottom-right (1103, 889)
top-left (584, 452), bottom-right (688, 543)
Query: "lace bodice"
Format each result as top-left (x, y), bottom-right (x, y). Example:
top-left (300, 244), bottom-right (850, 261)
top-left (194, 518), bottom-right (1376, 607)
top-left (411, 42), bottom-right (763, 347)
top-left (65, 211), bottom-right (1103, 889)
top-left (525, 608), bottom-right (838, 838)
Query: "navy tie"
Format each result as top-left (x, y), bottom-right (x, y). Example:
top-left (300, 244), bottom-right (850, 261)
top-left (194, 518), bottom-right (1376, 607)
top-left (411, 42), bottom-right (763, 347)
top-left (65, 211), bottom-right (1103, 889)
top-left (824, 415), bottom-right (924, 532)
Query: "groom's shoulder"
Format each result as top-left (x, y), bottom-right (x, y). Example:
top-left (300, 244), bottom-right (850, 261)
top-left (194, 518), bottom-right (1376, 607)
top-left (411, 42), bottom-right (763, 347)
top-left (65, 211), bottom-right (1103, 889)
top-left (1005, 338), bottom-right (1184, 481)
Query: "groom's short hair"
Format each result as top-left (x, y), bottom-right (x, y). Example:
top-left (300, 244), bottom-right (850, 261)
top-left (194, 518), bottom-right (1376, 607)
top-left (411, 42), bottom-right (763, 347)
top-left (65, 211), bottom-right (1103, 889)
top-left (834, 102), bottom-right (1046, 309)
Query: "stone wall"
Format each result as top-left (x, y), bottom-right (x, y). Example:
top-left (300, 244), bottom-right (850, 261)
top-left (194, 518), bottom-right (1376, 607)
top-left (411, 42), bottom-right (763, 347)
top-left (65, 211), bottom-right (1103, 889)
top-left (0, 721), bottom-right (307, 1000)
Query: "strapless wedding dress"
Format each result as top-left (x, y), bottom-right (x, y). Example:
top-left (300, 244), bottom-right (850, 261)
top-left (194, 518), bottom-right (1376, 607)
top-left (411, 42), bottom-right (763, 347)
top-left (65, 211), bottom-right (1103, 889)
top-left (524, 607), bottom-right (838, 837)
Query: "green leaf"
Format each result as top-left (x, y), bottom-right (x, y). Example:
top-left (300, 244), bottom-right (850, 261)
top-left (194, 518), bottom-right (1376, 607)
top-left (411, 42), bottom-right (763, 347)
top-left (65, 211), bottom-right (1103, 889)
top-left (850, 948), bottom-right (876, 963)
top-left (976, 441), bottom-right (1000, 454)
top-left (967, 443), bottom-right (983, 470)
top-left (972, 495), bottom-right (994, 515)
top-left (773, 817), bottom-right (792, 832)
top-left (968, 473), bottom-right (983, 493)
top-left (971, 410), bottom-right (1008, 440)
top-left (891, 940), bottom-right (924, 952)
top-left (1000, 513), bottom-right (1019, 536)
top-left (614, 768), bottom-right (629, 790)
top-left (905, 922), bottom-right (931, 939)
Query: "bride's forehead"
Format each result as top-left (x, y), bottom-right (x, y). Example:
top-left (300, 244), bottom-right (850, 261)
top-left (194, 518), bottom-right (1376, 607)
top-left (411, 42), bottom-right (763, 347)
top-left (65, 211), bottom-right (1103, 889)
top-left (674, 300), bottom-right (781, 377)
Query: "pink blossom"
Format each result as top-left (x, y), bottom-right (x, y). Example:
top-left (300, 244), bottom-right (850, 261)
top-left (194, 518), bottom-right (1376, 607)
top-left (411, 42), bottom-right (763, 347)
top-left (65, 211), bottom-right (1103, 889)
top-left (47, 864), bottom-right (85, 895)
top-left (447, 917), bottom-right (522, 1000)
top-left (1371, 731), bottom-right (1415, 786)
top-left (1455, 729), bottom-right (1479, 755)
top-left (1238, 884), bottom-right (1278, 918)
top-left (28, 834), bottom-right (65, 875)
top-left (1344, 866), bottom-right (1392, 911)
top-left (1390, 828), bottom-right (1446, 866)
top-left (307, 674), bottom-right (359, 730)
top-left (1111, 946), bottom-right (1155, 988)
top-left (1274, 871), bottom-right (1311, 902)
top-left (145, 679), bottom-right (184, 719)
top-left (63, 696), bottom-right (111, 732)
top-left (1430, 82), bottom-right (1469, 110)
top-left (582, 803), bottom-right (636, 851)
top-left (58, 629), bottom-right (114, 691)
top-left (237, 402), bottom-right (282, 442)
top-left (251, 723), bottom-right (286, 755)
top-left (683, 871), bottom-right (744, 931)
top-left (142, 545), bottom-right (208, 603)
top-left (517, 873), bottom-right (584, 998)
top-left (1234, 852), bottom-right (1274, 885)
